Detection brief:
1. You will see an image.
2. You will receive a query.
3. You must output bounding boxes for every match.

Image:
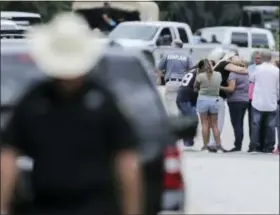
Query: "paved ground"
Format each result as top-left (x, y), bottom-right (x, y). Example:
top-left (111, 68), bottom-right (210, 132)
top-left (157, 86), bottom-right (279, 214)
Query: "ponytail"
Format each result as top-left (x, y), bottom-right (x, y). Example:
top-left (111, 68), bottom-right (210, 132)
top-left (197, 58), bottom-right (214, 80)
top-left (204, 59), bottom-right (213, 81)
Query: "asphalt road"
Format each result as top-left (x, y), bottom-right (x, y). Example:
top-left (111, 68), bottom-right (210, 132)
top-left (157, 86), bottom-right (279, 214)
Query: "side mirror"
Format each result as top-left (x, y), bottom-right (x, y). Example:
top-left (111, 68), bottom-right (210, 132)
top-left (156, 38), bottom-right (162, 46)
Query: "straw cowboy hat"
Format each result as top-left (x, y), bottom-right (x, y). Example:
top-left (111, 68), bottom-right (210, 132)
top-left (213, 51), bottom-right (238, 70)
top-left (27, 12), bottom-right (105, 79)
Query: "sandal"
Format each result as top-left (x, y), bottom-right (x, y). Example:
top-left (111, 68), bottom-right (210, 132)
top-left (216, 145), bottom-right (227, 153)
top-left (201, 145), bottom-right (209, 152)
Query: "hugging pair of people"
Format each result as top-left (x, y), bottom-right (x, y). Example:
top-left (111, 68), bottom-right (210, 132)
top-left (177, 52), bottom-right (249, 153)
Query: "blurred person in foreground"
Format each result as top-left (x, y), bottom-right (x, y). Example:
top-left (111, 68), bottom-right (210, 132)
top-left (220, 59), bottom-right (249, 152)
top-left (0, 13), bottom-right (142, 215)
top-left (249, 50), bottom-right (279, 153)
top-left (207, 52), bottom-right (248, 152)
top-left (194, 59), bottom-right (225, 152)
top-left (157, 39), bottom-right (193, 116)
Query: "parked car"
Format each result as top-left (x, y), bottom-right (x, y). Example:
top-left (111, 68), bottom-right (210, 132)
top-left (1, 19), bottom-right (25, 39)
top-left (1, 11), bottom-right (42, 31)
top-left (1, 39), bottom-right (185, 214)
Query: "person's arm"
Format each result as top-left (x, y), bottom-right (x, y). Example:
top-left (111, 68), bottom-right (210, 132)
top-left (186, 56), bottom-right (194, 71)
top-left (157, 56), bottom-right (167, 76)
top-left (114, 149), bottom-right (142, 215)
top-left (1, 106), bottom-right (27, 214)
top-left (220, 80), bottom-right (236, 92)
top-left (193, 74), bottom-right (201, 92)
top-left (225, 63), bottom-right (248, 74)
top-left (108, 102), bottom-right (143, 215)
top-left (277, 72), bottom-right (279, 103)
top-left (1, 148), bottom-right (20, 215)
top-left (220, 73), bottom-right (236, 92)
top-left (158, 55), bottom-right (167, 71)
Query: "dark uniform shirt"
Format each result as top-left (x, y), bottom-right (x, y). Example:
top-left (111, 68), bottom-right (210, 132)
top-left (1, 79), bottom-right (138, 214)
top-left (176, 69), bottom-right (198, 106)
top-left (214, 61), bottom-right (231, 99)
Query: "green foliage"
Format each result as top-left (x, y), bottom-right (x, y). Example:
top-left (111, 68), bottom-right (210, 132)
top-left (275, 7), bottom-right (280, 18)
top-left (1, 1), bottom-right (279, 33)
top-left (275, 31), bottom-right (280, 51)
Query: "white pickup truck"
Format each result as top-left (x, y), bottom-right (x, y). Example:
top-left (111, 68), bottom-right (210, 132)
top-left (108, 21), bottom-right (194, 48)
top-left (109, 22), bottom-right (278, 63)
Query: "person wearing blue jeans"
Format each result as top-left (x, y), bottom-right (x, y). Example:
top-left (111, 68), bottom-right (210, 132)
top-left (249, 51), bottom-right (279, 153)
top-left (250, 107), bottom-right (277, 152)
top-left (277, 104), bottom-right (280, 153)
top-left (176, 67), bottom-right (198, 147)
top-left (177, 101), bottom-right (198, 146)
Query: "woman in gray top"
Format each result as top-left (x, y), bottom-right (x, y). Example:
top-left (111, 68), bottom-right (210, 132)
top-left (194, 59), bottom-right (225, 152)
top-left (220, 59), bottom-right (249, 152)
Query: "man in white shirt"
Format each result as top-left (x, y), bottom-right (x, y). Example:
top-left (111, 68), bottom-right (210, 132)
top-left (249, 50), bottom-right (280, 153)
top-left (247, 51), bottom-right (264, 150)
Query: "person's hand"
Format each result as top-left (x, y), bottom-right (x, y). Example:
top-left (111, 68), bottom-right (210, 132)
top-left (157, 71), bottom-right (164, 77)
top-left (156, 77), bottom-right (162, 85)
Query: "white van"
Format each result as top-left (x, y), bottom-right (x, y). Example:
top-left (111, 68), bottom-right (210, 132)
top-left (194, 26), bottom-right (276, 61)
top-left (1, 11), bottom-right (41, 30)
top-left (195, 26), bottom-right (276, 50)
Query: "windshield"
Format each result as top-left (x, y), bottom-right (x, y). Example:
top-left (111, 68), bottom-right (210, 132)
top-left (109, 25), bottom-right (158, 41)
top-left (263, 11), bottom-right (276, 22)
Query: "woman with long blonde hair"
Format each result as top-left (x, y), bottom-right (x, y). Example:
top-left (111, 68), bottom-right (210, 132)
top-left (194, 59), bottom-right (225, 152)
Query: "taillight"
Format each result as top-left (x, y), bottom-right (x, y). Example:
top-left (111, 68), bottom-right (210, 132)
top-left (163, 146), bottom-right (183, 190)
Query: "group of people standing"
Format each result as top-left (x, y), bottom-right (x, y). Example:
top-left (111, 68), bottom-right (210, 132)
top-left (158, 40), bottom-right (279, 154)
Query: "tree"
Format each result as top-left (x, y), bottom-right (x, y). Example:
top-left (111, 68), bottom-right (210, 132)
top-left (275, 7), bottom-right (280, 50)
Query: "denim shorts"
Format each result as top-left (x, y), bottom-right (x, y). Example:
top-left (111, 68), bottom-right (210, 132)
top-left (196, 96), bottom-right (219, 114)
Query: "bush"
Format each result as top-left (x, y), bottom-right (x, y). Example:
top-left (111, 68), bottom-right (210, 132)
top-left (275, 31), bottom-right (280, 51)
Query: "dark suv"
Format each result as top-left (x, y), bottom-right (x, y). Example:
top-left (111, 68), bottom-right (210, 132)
top-left (1, 39), bottom-right (185, 214)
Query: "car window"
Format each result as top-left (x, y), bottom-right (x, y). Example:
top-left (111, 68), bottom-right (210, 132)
top-left (250, 11), bottom-right (262, 26)
top-left (251, 33), bottom-right (269, 48)
top-left (109, 25), bottom-right (158, 41)
top-left (158, 27), bottom-right (172, 46)
top-left (1, 24), bottom-right (17, 30)
top-left (11, 17), bottom-right (42, 26)
top-left (230, 32), bottom-right (248, 47)
top-left (177, 27), bottom-right (188, 43)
